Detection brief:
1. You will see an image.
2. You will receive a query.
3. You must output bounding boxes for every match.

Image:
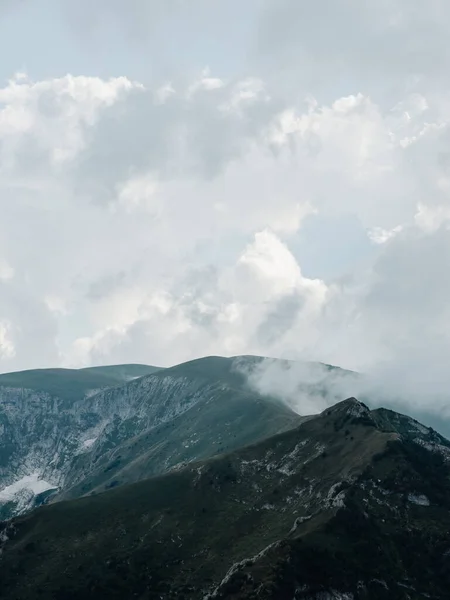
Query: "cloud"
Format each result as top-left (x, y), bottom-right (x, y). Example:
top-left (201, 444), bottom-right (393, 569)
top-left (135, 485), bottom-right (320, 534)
top-left (1, 2), bottom-right (450, 428)
top-left (0, 259), bottom-right (14, 281)
top-left (255, 0), bottom-right (450, 101)
top-left (415, 203), bottom-right (450, 232)
top-left (53, 0), bottom-right (450, 97)
top-left (0, 321), bottom-right (15, 359)
top-left (0, 68), bottom-right (448, 377)
top-left (235, 356), bottom-right (361, 415)
top-left (367, 225), bottom-right (404, 245)
top-left (76, 230), bottom-right (328, 367)
top-left (61, 0), bottom-right (215, 39)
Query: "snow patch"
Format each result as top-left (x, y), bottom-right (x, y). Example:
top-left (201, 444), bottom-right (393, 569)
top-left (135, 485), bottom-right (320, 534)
top-left (0, 474), bottom-right (56, 502)
top-left (82, 438), bottom-right (97, 449)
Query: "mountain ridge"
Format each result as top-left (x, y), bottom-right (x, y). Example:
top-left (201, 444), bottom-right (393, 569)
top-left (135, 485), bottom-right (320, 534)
top-left (0, 363), bottom-right (162, 401)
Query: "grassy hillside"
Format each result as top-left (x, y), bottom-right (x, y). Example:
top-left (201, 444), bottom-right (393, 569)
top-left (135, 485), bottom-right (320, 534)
top-left (0, 364), bottom-right (161, 402)
top-left (156, 355), bottom-right (251, 389)
top-left (80, 364), bottom-right (162, 381)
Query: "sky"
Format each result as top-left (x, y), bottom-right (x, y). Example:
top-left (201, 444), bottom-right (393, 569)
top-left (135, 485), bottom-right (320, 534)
top-left (1, 1), bottom-right (450, 413)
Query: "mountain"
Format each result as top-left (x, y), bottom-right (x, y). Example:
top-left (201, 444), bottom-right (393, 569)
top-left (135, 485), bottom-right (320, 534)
top-left (57, 356), bottom-right (303, 502)
top-left (1, 398), bottom-right (450, 599)
top-left (0, 356), bottom-right (302, 519)
top-left (0, 364), bottom-right (162, 401)
top-left (0, 362), bottom-right (163, 519)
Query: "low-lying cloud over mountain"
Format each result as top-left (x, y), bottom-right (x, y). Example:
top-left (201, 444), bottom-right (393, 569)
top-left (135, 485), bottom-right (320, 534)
top-left (240, 354), bottom-right (450, 435)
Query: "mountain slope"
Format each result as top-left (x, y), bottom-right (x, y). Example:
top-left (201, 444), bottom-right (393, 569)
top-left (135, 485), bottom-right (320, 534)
top-left (80, 364), bottom-right (162, 381)
top-left (0, 364), bottom-right (161, 401)
top-left (57, 356), bottom-right (303, 500)
top-left (0, 356), bottom-right (302, 518)
top-left (2, 398), bottom-right (449, 599)
top-left (0, 363), bottom-right (165, 519)
top-left (58, 381), bottom-right (302, 501)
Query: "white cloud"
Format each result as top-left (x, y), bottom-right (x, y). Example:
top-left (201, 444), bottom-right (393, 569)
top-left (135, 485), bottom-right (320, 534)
top-left (236, 230), bottom-right (304, 297)
top-left (115, 172), bottom-right (161, 214)
top-left (1, 1), bottom-right (450, 425)
top-left (0, 321), bottom-right (15, 359)
top-left (255, 0), bottom-right (450, 102)
top-left (368, 225), bottom-right (403, 245)
top-left (0, 69), bottom-right (448, 378)
top-left (187, 68), bottom-right (224, 98)
top-left (66, 230), bottom-right (328, 368)
top-left (0, 73), bottom-right (142, 171)
top-left (220, 78), bottom-right (268, 115)
top-left (415, 203), bottom-right (450, 232)
top-left (238, 358), bottom-right (360, 415)
top-left (154, 83), bottom-right (175, 105)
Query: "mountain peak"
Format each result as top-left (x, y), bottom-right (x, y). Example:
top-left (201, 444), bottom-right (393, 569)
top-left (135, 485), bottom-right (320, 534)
top-left (322, 396), bottom-right (371, 420)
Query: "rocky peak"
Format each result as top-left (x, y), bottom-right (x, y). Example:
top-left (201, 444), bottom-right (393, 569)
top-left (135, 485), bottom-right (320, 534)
top-left (319, 397), bottom-right (373, 428)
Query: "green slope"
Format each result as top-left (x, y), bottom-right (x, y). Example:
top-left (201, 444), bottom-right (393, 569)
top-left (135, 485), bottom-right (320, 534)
top-left (80, 364), bottom-right (162, 380)
top-left (0, 364), bottom-right (161, 402)
top-left (58, 383), bottom-right (303, 501)
top-left (156, 355), bottom-right (251, 388)
top-left (2, 399), bottom-right (449, 599)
